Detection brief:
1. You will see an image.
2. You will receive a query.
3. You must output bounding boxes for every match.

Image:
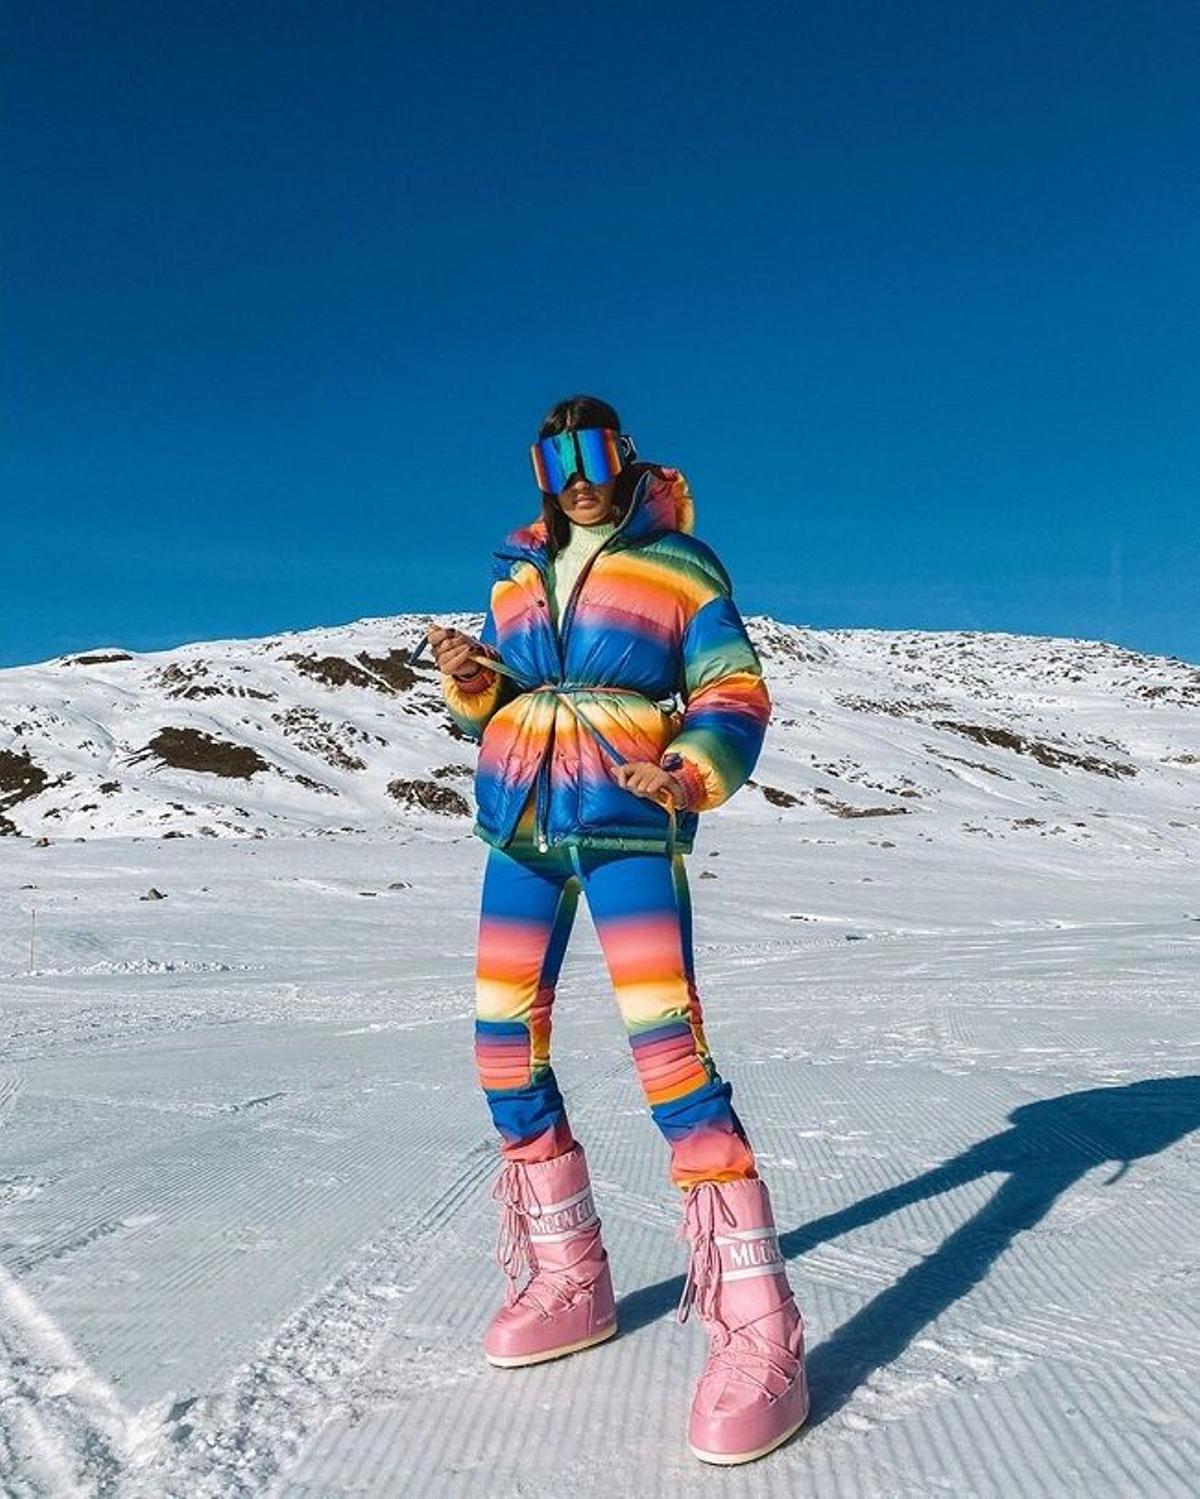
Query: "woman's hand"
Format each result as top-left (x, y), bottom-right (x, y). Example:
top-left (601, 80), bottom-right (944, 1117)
top-left (612, 761), bottom-right (686, 808)
top-left (428, 624), bottom-right (488, 680)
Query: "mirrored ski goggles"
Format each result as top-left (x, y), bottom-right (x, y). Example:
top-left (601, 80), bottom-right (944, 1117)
top-left (529, 427), bottom-right (635, 493)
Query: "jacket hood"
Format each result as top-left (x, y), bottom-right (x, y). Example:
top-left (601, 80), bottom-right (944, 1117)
top-left (496, 464), bottom-right (695, 561)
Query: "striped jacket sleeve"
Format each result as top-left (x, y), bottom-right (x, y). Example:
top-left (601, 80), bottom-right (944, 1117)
top-left (657, 552), bottom-right (771, 812)
top-left (439, 599), bottom-right (517, 742)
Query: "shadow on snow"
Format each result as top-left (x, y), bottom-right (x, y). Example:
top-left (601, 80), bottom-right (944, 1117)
top-left (613, 1076), bottom-right (1200, 1427)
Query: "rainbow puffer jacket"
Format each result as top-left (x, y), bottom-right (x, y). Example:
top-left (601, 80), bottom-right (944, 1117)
top-left (440, 463), bottom-right (771, 854)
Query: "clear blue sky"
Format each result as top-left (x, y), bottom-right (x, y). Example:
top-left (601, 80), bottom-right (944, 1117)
top-left (4, 1), bottom-right (1198, 668)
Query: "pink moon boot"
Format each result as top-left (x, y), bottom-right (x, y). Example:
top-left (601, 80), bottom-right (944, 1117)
top-left (677, 1176), bottom-right (810, 1464)
top-left (484, 1140), bottom-right (618, 1367)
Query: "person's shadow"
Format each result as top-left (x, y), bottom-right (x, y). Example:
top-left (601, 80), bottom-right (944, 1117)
top-left (615, 1077), bottom-right (1200, 1426)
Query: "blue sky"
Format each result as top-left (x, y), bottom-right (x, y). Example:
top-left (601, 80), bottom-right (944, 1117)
top-left (4, 1), bottom-right (1198, 668)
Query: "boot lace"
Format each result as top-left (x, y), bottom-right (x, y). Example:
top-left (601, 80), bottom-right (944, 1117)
top-left (492, 1159), bottom-right (543, 1307)
top-left (491, 1157), bottom-right (602, 1315)
top-left (701, 1311), bottom-right (801, 1400)
top-left (676, 1182), bottom-right (736, 1341)
top-left (676, 1182), bottom-right (802, 1401)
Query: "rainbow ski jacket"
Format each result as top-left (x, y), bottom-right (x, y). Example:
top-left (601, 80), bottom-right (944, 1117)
top-left (440, 463), bottom-right (771, 855)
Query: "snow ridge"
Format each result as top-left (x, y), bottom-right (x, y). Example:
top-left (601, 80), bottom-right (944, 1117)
top-left (0, 614), bottom-right (1196, 854)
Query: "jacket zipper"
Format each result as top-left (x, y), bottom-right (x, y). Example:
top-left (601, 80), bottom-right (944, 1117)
top-left (557, 500), bottom-right (634, 652)
top-left (536, 500), bottom-right (638, 849)
top-left (534, 744), bottom-right (551, 852)
top-left (495, 479), bottom-right (642, 852)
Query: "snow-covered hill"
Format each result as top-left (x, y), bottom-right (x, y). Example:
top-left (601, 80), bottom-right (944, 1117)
top-left (1, 616), bottom-right (1198, 1496)
top-left (1, 614), bottom-right (1197, 860)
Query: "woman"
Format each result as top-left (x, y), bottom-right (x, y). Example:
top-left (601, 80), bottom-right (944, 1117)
top-left (426, 395), bottom-right (809, 1465)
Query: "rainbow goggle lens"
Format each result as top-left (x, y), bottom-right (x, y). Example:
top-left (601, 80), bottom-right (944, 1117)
top-left (529, 427), bottom-right (636, 493)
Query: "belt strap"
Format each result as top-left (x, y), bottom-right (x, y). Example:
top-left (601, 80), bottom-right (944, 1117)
top-left (470, 658), bottom-right (679, 857)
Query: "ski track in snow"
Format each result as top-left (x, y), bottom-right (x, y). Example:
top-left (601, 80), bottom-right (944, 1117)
top-left (0, 832), bottom-right (1195, 1496)
top-left (1, 617), bottom-right (1198, 1495)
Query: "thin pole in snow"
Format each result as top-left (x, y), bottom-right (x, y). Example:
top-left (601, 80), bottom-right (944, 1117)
top-left (28, 908), bottom-right (35, 974)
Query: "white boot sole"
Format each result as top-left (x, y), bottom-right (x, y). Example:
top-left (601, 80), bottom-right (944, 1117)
top-left (485, 1320), bottom-right (618, 1368)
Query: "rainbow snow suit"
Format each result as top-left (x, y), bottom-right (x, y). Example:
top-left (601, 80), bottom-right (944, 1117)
top-left (440, 464), bottom-right (771, 1188)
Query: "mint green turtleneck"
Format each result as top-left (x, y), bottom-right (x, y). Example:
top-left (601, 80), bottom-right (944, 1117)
top-left (548, 516), bottom-right (618, 630)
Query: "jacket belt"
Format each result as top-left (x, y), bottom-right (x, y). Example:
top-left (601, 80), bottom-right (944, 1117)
top-left (468, 657), bottom-right (683, 852)
top-left (544, 685), bottom-right (681, 858)
top-left (534, 683), bottom-right (681, 857)
top-left (532, 680), bottom-right (677, 710)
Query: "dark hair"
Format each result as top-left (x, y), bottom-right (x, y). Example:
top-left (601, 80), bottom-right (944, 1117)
top-left (535, 393), bottom-right (638, 553)
top-left (537, 393), bottom-right (623, 440)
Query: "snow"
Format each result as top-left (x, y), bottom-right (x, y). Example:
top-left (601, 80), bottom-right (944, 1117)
top-left (1, 616), bottom-right (1198, 1494)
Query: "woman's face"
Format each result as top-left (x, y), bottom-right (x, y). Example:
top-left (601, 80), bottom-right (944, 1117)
top-left (556, 471), bottom-right (618, 526)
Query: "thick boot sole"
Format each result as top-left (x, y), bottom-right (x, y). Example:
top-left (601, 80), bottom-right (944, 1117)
top-left (689, 1402), bottom-right (809, 1466)
top-left (485, 1319), bottom-right (618, 1368)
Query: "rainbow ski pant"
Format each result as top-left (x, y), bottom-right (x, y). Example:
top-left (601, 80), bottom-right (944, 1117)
top-left (473, 801), bottom-right (757, 1190)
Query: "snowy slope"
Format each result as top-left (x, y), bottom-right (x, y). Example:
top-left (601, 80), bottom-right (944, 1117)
top-left (0, 619), bottom-right (1198, 1497)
